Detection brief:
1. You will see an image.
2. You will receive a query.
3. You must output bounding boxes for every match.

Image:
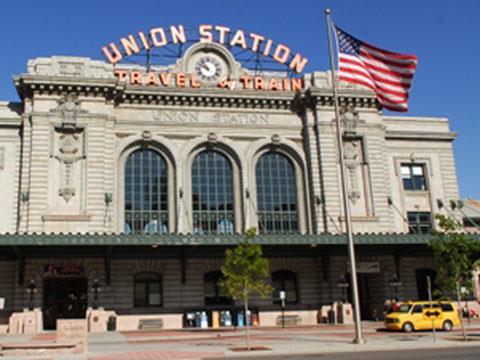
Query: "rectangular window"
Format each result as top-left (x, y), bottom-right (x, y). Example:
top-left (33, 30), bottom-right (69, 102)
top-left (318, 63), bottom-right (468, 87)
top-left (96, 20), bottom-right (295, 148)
top-left (408, 212), bottom-right (432, 234)
top-left (401, 163), bottom-right (428, 191)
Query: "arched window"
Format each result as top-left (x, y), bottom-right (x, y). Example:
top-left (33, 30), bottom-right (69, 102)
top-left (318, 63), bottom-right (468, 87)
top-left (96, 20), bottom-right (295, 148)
top-left (134, 272), bottom-right (162, 307)
top-left (125, 149), bottom-right (168, 234)
top-left (415, 268), bottom-right (437, 300)
top-left (272, 270), bottom-right (299, 304)
top-left (204, 271), bottom-right (232, 306)
top-left (256, 152), bottom-right (298, 234)
top-left (192, 150), bottom-right (234, 234)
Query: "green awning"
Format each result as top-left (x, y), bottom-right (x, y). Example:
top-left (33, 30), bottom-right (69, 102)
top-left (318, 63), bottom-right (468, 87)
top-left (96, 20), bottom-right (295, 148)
top-left (1, 233), bottom-right (477, 246)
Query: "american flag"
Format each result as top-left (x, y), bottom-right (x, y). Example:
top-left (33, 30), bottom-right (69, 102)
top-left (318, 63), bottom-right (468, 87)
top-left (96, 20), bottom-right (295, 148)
top-left (334, 26), bottom-right (418, 112)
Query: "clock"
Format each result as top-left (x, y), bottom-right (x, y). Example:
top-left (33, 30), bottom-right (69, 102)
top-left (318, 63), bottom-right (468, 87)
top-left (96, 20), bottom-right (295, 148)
top-left (194, 54), bottom-right (225, 83)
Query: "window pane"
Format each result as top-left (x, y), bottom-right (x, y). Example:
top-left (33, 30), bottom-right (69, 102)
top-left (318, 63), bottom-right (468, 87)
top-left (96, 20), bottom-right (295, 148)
top-left (148, 283), bottom-right (161, 305)
top-left (401, 163), bottom-right (427, 191)
top-left (412, 166), bottom-right (424, 176)
top-left (192, 151), bottom-right (234, 234)
top-left (408, 212), bottom-right (432, 234)
top-left (400, 166), bottom-right (411, 176)
top-left (256, 153), bottom-right (298, 234)
top-left (125, 150), bottom-right (168, 234)
top-left (134, 283), bottom-right (147, 306)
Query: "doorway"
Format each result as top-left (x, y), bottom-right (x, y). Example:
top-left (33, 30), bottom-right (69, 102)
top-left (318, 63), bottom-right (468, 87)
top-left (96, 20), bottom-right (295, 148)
top-left (347, 273), bottom-right (383, 320)
top-left (43, 277), bottom-right (88, 330)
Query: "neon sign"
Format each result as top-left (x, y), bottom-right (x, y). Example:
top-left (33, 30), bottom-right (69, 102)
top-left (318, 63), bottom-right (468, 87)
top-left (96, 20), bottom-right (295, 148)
top-left (102, 24), bottom-right (308, 74)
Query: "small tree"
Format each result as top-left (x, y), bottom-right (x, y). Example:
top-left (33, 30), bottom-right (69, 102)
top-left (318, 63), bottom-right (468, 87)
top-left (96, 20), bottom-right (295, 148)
top-left (429, 214), bottom-right (480, 340)
top-left (220, 227), bottom-right (273, 350)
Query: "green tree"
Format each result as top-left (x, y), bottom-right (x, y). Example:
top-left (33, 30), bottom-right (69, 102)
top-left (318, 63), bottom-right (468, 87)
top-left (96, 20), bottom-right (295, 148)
top-left (220, 227), bottom-right (273, 350)
top-left (429, 214), bottom-right (480, 340)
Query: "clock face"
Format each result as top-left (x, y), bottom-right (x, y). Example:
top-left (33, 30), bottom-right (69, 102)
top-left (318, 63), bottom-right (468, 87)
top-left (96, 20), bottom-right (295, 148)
top-left (194, 55), bottom-right (224, 83)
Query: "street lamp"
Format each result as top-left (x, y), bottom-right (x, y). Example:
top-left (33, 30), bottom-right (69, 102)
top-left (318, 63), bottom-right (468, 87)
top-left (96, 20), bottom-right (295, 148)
top-left (91, 278), bottom-right (101, 309)
top-left (27, 280), bottom-right (37, 311)
top-left (389, 275), bottom-right (402, 302)
top-left (279, 290), bottom-right (286, 328)
top-left (336, 276), bottom-right (349, 303)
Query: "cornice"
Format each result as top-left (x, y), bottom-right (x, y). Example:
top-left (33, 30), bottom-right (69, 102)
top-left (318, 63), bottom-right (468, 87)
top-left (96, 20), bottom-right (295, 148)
top-left (385, 130), bottom-right (457, 141)
top-left (14, 74), bottom-right (382, 112)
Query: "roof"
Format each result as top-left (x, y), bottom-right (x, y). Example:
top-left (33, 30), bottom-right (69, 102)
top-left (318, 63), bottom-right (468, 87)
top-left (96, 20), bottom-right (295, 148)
top-left (463, 199), bottom-right (480, 218)
top-left (1, 233), bottom-right (478, 246)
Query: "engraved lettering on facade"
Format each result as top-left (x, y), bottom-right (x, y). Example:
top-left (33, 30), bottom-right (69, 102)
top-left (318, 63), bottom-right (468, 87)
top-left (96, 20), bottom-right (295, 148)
top-left (212, 113), bottom-right (269, 125)
top-left (153, 111), bottom-right (200, 123)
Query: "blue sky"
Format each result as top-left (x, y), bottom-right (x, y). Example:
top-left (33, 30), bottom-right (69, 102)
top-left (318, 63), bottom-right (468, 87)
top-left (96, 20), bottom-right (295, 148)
top-left (1, 0), bottom-right (478, 198)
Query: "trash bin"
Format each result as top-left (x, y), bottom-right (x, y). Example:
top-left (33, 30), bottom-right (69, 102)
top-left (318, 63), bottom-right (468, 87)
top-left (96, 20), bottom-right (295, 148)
top-left (195, 312), bottom-right (202, 328)
top-left (221, 310), bottom-right (232, 327)
top-left (200, 311), bottom-right (209, 328)
top-left (212, 311), bottom-right (220, 328)
top-left (107, 316), bottom-right (116, 331)
top-left (237, 311), bottom-right (245, 327)
top-left (185, 312), bottom-right (196, 328)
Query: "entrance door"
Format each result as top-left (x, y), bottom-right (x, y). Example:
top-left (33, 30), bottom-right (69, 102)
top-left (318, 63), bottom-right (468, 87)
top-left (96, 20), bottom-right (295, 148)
top-left (347, 273), bottom-right (382, 320)
top-left (43, 277), bottom-right (88, 330)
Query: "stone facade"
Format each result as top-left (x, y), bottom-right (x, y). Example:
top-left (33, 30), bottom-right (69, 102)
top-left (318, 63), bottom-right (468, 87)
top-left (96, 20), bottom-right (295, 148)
top-left (0, 45), bottom-right (466, 329)
top-left (1, 54), bottom-right (460, 235)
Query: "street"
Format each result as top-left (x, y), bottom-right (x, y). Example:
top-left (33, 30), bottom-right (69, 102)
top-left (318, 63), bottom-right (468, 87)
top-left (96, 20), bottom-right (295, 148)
top-left (222, 345), bottom-right (480, 360)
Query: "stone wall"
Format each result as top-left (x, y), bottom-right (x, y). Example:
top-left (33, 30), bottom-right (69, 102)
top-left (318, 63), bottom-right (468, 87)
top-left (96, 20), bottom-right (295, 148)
top-left (1, 255), bottom-right (436, 320)
top-left (4, 56), bottom-right (459, 235)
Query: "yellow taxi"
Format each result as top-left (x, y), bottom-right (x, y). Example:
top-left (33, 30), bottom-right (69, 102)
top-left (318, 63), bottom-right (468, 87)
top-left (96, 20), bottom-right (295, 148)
top-left (384, 301), bottom-right (460, 332)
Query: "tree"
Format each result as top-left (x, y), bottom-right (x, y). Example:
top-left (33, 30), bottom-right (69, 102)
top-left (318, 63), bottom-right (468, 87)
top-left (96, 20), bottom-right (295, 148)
top-left (220, 227), bottom-right (273, 350)
top-left (429, 214), bottom-right (480, 340)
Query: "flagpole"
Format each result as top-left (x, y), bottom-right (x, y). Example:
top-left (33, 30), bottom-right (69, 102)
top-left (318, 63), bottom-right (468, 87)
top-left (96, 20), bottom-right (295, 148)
top-left (324, 8), bottom-right (364, 344)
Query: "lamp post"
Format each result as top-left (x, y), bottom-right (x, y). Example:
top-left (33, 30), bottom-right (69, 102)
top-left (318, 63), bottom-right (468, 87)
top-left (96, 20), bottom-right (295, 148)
top-left (27, 280), bottom-right (37, 311)
top-left (92, 278), bottom-right (101, 309)
top-left (389, 276), bottom-right (402, 302)
top-left (336, 276), bottom-right (349, 303)
top-left (279, 290), bottom-right (286, 328)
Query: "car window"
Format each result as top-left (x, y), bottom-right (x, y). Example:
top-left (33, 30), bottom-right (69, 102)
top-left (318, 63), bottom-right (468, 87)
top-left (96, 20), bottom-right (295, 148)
top-left (412, 305), bottom-right (423, 313)
top-left (440, 303), bottom-right (453, 312)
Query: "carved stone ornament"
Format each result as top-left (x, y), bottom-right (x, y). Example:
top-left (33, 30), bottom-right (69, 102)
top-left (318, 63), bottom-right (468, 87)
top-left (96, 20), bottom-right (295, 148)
top-left (271, 134), bottom-right (281, 144)
top-left (55, 129), bottom-right (84, 203)
top-left (141, 130), bottom-right (152, 141)
top-left (207, 132), bottom-right (218, 143)
top-left (52, 94), bottom-right (86, 128)
top-left (343, 141), bottom-right (361, 204)
top-left (340, 105), bottom-right (359, 135)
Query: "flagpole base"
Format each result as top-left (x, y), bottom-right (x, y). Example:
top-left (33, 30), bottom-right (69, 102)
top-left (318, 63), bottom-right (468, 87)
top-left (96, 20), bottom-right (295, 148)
top-left (352, 337), bottom-right (366, 344)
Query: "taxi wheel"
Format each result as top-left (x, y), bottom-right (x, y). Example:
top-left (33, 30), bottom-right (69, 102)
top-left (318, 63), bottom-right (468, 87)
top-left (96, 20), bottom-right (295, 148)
top-left (442, 320), bottom-right (453, 332)
top-left (402, 322), bottom-right (414, 333)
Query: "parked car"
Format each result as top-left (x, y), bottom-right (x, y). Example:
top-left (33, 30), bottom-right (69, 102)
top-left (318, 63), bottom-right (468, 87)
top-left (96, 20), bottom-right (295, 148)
top-left (384, 301), bottom-right (460, 332)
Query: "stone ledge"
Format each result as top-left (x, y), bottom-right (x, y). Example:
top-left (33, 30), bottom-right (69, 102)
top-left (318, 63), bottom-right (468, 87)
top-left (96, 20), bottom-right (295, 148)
top-left (0, 341), bottom-right (79, 356)
top-left (41, 214), bottom-right (91, 222)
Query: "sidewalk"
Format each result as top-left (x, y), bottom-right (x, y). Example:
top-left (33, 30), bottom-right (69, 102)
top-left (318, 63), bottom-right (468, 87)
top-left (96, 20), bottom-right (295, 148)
top-left (1, 321), bottom-right (480, 359)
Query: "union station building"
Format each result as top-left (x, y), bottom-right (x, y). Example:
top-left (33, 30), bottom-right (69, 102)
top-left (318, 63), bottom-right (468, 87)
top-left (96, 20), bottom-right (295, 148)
top-left (0, 27), bottom-right (476, 332)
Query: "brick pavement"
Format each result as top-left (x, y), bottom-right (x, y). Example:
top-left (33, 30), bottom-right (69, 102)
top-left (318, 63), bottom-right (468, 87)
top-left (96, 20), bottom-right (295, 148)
top-left (1, 320), bottom-right (480, 359)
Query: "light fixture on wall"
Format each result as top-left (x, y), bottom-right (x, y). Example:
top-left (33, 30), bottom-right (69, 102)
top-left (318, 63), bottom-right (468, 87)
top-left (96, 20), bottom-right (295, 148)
top-left (21, 191), bottom-right (29, 203)
top-left (314, 195), bottom-right (323, 206)
top-left (104, 193), bottom-right (113, 205)
top-left (245, 189), bottom-right (250, 198)
top-left (179, 188), bottom-right (183, 198)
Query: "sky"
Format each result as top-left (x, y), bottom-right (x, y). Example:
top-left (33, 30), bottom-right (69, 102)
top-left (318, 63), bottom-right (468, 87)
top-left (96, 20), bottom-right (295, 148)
top-left (0, 0), bottom-right (478, 199)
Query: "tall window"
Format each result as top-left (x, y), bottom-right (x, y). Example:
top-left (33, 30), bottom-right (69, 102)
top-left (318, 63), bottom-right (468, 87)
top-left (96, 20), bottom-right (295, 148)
top-left (192, 150), bottom-right (234, 234)
top-left (408, 211), bottom-right (432, 234)
top-left (204, 271), bottom-right (232, 306)
top-left (401, 163), bottom-right (427, 191)
top-left (256, 152), bottom-right (298, 234)
top-left (124, 149), bottom-right (168, 234)
top-left (272, 270), bottom-right (299, 304)
top-left (134, 272), bottom-right (162, 307)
